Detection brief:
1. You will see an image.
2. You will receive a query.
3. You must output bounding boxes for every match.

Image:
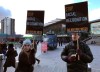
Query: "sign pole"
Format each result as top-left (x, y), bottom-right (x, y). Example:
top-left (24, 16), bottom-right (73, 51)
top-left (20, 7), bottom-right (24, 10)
top-left (77, 36), bottom-right (80, 60)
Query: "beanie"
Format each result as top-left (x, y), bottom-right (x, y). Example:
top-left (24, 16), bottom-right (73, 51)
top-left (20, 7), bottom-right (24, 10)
top-left (23, 39), bottom-right (32, 45)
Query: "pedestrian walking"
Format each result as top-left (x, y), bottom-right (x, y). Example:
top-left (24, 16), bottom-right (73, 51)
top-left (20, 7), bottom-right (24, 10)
top-left (15, 39), bottom-right (36, 72)
top-left (3, 44), bottom-right (18, 72)
top-left (61, 32), bottom-right (93, 72)
top-left (32, 40), bottom-right (40, 64)
top-left (0, 43), bottom-right (2, 54)
top-left (2, 43), bottom-right (7, 60)
top-left (58, 38), bottom-right (63, 46)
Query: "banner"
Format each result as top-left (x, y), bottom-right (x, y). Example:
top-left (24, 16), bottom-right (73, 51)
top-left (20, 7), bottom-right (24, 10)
top-left (26, 10), bottom-right (44, 35)
top-left (65, 1), bottom-right (90, 32)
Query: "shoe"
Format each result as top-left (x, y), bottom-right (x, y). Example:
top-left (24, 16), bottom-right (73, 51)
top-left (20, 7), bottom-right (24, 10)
top-left (38, 60), bottom-right (40, 64)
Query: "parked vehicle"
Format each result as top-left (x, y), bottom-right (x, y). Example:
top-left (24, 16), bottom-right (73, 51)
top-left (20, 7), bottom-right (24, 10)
top-left (43, 34), bottom-right (57, 50)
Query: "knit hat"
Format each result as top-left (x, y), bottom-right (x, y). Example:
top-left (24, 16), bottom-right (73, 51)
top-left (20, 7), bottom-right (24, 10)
top-left (23, 39), bottom-right (32, 45)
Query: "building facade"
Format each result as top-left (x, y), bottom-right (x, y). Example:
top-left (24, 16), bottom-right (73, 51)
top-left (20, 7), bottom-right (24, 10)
top-left (43, 19), bottom-right (100, 43)
top-left (44, 19), bottom-right (66, 35)
top-left (1, 17), bottom-right (15, 35)
top-left (90, 19), bottom-right (100, 35)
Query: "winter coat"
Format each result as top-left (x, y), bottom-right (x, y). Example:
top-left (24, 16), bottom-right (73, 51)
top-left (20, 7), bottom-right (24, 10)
top-left (2, 44), bottom-right (7, 55)
top-left (15, 49), bottom-right (36, 72)
top-left (0, 44), bottom-right (2, 53)
top-left (3, 50), bottom-right (18, 67)
top-left (61, 41), bottom-right (93, 72)
top-left (34, 42), bottom-right (37, 52)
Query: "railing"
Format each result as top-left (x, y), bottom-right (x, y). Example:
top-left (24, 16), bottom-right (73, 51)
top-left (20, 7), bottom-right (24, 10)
top-left (82, 36), bottom-right (92, 43)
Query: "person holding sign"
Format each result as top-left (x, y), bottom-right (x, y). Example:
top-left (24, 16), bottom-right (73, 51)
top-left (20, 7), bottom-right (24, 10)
top-left (61, 32), bottom-right (93, 72)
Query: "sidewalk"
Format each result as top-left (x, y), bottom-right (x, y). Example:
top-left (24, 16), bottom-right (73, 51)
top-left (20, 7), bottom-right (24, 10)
top-left (0, 60), bottom-right (3, 72)
top-left (0, 43), bottom-right (67, 72)
top-left (34, 45), bottom-right (67, 72)
top-left (4, 43), bottom-right (100, 72)
top-left (3, 42), bottom-right (43, 72)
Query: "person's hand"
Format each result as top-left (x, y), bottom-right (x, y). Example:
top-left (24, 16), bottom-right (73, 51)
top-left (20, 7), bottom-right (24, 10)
top-left (68, 55), bottom-right (76, 62)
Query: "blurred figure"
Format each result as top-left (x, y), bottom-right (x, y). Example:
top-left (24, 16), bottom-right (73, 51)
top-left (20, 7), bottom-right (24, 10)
top-left (15, 39), bottom-right (36, 72)
top-left (0, 43), bottom-right (3, 60)
top-left (58, 38), bottom-right (63, 46)
top-left (2, 43), bottom-right (7, 60)
top-left (32, 40), bottom-right (40, 64)
top-left (61, 32), bottom-right (93, 72)
top-left (0, 43), bottom-right (3, 54)
top-left (3, 44), bottom-right (18, 72)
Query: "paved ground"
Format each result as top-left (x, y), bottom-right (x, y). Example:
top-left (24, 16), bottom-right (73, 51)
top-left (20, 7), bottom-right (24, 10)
top-left (0, 43), bottom-right (100, 72)
top-left (34, 45), bottom-right (67, 72)
top-left (89, 45), bottom-right (100, 72)
top-left (0, 43), bottom-right (67, 72)
top-left (33, 44), bottom-right (100, 72)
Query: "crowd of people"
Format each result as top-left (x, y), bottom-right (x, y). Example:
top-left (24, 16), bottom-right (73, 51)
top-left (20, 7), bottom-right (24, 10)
top-left (0, 39), bottom-right (40, 72)
top-left (0, 32), bottom-right (94, 72)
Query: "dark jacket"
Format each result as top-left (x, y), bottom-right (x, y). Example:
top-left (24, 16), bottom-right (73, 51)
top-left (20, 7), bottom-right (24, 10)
top-left (15, 49), bottom-right (36, 72)
top-left (3, 49), bottom-right (18, 67)
top-left (2, 43), bottom-right (7, 55)
top-left (34, 41), bottom-right (37, 52)
top-left (61, 41), bottom-right (93, 72)
top-left (0, 44), bottom-right (2, 54)
top-left (32, 42), bottom-right (37, 54)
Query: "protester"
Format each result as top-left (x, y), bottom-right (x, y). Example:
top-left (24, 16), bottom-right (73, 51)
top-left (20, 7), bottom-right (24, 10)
top-left (15, 39), bottom-right (36, 72)
top-left (3, 44), bottom-right (18, 72)
top-left (61, 32), bottom-right (93, 72)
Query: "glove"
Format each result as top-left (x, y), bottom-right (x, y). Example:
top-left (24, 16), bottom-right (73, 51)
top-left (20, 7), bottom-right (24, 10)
top-left (67, 54), bottom-right (76, 62)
